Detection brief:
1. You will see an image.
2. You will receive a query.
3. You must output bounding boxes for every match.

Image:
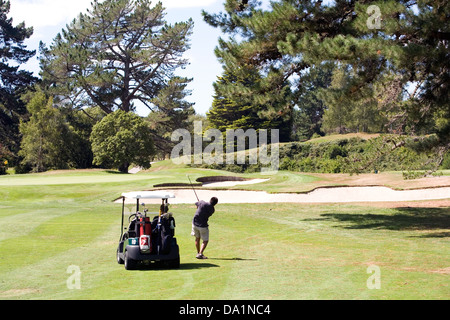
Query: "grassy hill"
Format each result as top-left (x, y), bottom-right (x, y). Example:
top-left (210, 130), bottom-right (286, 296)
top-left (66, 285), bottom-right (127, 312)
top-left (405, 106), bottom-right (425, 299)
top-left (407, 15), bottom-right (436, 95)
top-left (188, 133), bottom-right (448, 176)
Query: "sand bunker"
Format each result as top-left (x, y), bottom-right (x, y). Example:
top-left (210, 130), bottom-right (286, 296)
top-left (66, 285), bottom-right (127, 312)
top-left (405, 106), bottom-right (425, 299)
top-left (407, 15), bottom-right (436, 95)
top-left (119, 186), bottom-right (450, 204)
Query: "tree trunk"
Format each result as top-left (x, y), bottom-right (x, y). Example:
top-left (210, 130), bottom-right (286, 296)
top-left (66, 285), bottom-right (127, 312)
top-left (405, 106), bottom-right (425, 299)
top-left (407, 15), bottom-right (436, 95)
top-left (118, 162), bottom-right (129, 173)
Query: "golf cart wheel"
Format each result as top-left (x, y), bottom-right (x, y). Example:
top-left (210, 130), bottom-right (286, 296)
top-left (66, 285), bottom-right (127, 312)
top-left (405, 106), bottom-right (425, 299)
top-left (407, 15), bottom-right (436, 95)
top-left (116, 248), bottom-right (124, 265)
top-left (124, 250), bottom-right (137, 270)
top-left (164, 255), bottom-right (180, 269)
top-left (172, 256), bottom-right (180, 269)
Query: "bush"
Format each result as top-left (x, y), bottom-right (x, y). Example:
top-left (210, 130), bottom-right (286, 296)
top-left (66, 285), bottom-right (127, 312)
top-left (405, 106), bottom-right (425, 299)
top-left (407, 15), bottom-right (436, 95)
top-left (326, 145), bottom-right (347, 159)
top-left (191, 134), bottom-right (438, 175)
top-left (441, 151), bottom-right (450, 169)
top-left (90, 110), bottom-right (155, 173)
top-left (317, 158), bottom-right (342, 173)
top-left (14, 162), bottom-right (32, 174)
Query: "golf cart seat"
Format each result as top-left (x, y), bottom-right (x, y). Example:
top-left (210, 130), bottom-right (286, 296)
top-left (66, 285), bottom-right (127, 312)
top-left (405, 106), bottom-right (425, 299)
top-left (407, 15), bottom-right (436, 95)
top-left (126, 216), bottom-right (140, 238)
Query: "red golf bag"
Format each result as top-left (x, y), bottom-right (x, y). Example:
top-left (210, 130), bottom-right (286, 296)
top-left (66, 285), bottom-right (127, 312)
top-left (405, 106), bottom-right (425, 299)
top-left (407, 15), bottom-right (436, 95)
top-left (139, 217), bottom-right (152, 253)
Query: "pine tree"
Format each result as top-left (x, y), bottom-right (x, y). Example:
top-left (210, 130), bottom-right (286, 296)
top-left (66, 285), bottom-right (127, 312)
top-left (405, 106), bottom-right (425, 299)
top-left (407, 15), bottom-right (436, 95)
top-left (147, 76), bottom-right (195, 157)
top-left (204, 0), bottom-right (449, 165)
top-left (292, 62), bottom-right (334, 140)
top-left (19, 90), bottom-right (72, 172)
top-left (40, 0), bottom-right (193, 114)
top-left (0, 0), bottom-right (36, 161)
top-left (320, 64), bottom-right (386, 134)
top-left (320, 66), bottom-right (352, 134)
top-left (204, 3), bottom-right (296, 141)
top-left (207, 66), bottom-right (292, 141)
top-left (208, 68), bottom-right (261, 131)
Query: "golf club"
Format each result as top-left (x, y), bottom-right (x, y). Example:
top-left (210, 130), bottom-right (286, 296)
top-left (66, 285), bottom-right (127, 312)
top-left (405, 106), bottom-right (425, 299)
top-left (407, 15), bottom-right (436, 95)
top-left (187, 174), bottom-right (199, 202)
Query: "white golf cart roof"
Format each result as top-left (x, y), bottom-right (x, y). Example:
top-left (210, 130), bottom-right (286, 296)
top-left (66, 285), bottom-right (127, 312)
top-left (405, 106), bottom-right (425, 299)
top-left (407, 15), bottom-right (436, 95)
top-left (122, 191), bottom-right (176, 199)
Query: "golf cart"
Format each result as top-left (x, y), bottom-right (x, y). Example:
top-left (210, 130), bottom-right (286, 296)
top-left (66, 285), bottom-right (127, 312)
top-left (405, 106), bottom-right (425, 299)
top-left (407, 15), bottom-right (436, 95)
top-left (116, 191), bottom-right (180, 270)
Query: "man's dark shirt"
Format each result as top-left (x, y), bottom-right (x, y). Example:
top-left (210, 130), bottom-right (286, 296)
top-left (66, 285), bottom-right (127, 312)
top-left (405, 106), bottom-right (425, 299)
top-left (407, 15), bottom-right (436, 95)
top-left (193, 200), bottom-right (215, 228)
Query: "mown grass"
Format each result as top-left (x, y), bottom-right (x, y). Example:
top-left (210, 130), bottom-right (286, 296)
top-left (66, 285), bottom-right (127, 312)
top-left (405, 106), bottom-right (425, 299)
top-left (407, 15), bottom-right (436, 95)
top-left (0, 168), bottom-right (448, 300)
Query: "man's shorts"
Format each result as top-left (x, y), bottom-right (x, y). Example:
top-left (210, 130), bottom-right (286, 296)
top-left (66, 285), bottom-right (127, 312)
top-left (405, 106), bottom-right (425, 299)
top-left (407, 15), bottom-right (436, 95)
top-left (191, 224), bottom-right (209, 241)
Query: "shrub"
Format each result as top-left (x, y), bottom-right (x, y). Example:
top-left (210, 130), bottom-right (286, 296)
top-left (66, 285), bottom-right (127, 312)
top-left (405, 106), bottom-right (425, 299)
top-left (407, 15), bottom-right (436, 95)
top-left (441, 151), bottom-right (450, 169)
top-left (90, 110), bottom-right (155, 173)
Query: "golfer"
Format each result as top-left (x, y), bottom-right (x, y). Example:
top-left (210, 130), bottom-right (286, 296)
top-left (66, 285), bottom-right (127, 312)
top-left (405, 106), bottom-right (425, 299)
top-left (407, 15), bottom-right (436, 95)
top-left (191, 197), bottom-right (218, 259)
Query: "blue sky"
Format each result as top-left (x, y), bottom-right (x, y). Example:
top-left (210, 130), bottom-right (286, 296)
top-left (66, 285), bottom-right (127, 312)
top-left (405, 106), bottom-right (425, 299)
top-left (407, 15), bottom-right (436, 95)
top-left (9, 0), bottom-right (229, 116)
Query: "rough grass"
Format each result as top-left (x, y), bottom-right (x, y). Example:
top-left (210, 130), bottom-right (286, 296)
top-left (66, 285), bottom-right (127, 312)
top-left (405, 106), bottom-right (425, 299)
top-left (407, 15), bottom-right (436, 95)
top-left (306, 133), bottom-right (381, 144)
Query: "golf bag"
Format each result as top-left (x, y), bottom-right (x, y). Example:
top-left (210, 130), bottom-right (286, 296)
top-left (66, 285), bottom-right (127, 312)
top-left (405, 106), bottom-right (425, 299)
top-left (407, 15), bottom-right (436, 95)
top-left (139, 217), bottom-right (152, 253)
top-left (151, 214), bottom-right (175, 254)
top-left (126, 216), bottom-right (152, 253)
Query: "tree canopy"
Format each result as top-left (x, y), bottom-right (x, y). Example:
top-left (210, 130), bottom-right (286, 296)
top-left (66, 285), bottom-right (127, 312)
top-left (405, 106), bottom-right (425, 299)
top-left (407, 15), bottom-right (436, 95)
top-left (207, 66), bottom-right (292, 141)
top-left (90, 110), bottom-right (155, 173)
top-left (0, 0), bottom-right (36, 161)
top-left (18, 90), bottom-right (69, 172)
top-left (40, 0), bottom-right (194, 114)
top-left (29, 0), bottom-right (195, 171)
top-left (203, 0), bottom-right (449, 163)
top-left (147, 76), bottom-right (195, 157)
top-left (2, 0), bottom-right (448, 174)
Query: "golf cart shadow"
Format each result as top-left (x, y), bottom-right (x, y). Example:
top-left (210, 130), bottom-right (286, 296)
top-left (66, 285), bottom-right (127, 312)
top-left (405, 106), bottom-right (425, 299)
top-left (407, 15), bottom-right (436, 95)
top-left (180, 263), bottom-right (220, 270)
top-left (125, 262), bottom-right (220, 271)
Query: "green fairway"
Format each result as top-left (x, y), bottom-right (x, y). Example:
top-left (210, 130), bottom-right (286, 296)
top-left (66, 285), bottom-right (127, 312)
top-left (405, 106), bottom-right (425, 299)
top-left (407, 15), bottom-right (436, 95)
top-left (0, 169), bottom-right (164, 186)
top-left (0, 169), bottom-right (448, 299)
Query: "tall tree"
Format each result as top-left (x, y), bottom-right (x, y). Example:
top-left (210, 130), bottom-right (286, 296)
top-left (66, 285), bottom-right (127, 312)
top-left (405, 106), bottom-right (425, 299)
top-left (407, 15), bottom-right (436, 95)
top-left (204, 1), bottom-right (296, 141)
top-left (207, 60), bottom-right (292, 141)
top-left (0, 0), bottom-right (36, 161)
top-left (147, 76), bottom-right (195, 157)
top-left (209, 67), bottom-right (267, 130)
top-left (19, 89), bottom-right (72, 172)
top-left (208, 65), bottom-right (292, 142)
top-left (203, 0), bottom-right (449, 166)
top-left (40, 0), bottom-right (193, 114)
top-left (320, 65), bottom-right (352, 134)
top-left (320, 64), bottom-right (386, 134)
top-left (292, 62), bottom-right (334, 140)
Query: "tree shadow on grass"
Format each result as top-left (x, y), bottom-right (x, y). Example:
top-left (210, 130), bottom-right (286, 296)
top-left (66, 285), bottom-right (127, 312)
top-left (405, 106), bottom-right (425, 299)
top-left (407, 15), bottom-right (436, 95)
top-left (208, 257), bottom-right (257, 261)
top-left (105, 170), bottom-right (129, 174)
top-left (308, 207), bottom-right (450, 238)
